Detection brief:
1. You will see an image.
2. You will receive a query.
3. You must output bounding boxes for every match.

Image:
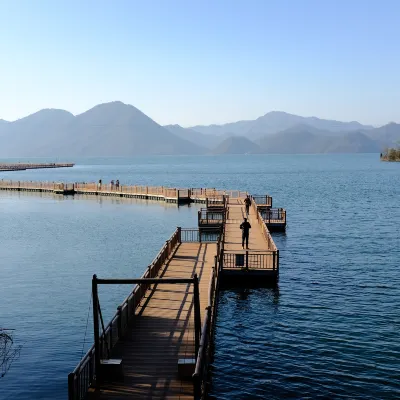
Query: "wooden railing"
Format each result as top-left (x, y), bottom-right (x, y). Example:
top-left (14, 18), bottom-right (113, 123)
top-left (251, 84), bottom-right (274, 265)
top-left (205, 195), bottom-right (226, 209)
top-left (193, 220), bottom-right (225, 400)
top-left (198, 208), bottom-right (226, 226)
top-left (191, 188), bottom-right (247, 200)
top-left (180, 228), bottom-right (221, 243)
top-left (0, 179), bottom-right (72, 191)
top-left (251, 198), bottom-right (278, 252)
top-left (190, 188), bottom-right (225, 198)
top-left (261, 208), bottom-right (286, 223)
top-left (222, 251), bottom-right (278, 270)
top-left (68, 228), bottom-right (181, 400)
top-left (252, 194), bottom-right (273, 207)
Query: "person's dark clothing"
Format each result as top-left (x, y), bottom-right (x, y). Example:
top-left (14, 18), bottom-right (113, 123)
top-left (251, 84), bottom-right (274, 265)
top-left (240, 221), bottom-right (251, 248)
top-left (244, 197), bottom-right (251, 214)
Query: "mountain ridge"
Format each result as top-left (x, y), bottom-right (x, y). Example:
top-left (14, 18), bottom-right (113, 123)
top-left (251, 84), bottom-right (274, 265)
top-left (0, 102), bottom-right (398, 156)
top-left (0, 101), bottom-right (205, 157)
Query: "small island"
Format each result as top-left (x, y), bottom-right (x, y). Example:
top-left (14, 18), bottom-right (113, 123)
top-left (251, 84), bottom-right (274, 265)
top-left (381, 147), bottom-right (400, 162)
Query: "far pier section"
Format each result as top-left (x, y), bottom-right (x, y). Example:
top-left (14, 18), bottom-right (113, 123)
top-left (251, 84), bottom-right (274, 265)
top-left (0, 162), bottom-right (74, 171)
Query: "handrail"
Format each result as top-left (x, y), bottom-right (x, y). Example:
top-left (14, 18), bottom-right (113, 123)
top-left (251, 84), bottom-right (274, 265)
top-left (180, 228), bottom-right (221, 243)
top-left (250, 197), bottom-right (278, 251)
top-left (260, 208), bottom-right (286, 223)
top-left (252, 194), bottom-right (273, 207)
top-left (193, 209), bottom-right (225, 399)
top-left (68, 228), bottom-right (181, 400)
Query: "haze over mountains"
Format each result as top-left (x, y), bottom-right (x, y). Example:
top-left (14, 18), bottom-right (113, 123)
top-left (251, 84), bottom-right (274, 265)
top-left (0, 101), bottom-right (399, 157)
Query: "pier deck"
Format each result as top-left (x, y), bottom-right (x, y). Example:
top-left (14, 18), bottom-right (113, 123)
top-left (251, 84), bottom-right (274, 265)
top-left (95, 242), bottom-right (216, 400)
top-left (222, 198), bottom-right (278, 280)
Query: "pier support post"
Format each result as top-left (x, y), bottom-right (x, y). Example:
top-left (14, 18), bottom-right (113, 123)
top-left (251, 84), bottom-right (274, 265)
top-left (68, 373), bottom-right (75, 400)
top-left (92, 274), bottom-right (101, 386)
top-left (193, 274), bottom-right (201, 359)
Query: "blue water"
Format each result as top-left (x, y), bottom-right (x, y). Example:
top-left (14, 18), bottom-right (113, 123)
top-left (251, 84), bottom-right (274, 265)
top-left (0, 154), bottom-right (399, 399)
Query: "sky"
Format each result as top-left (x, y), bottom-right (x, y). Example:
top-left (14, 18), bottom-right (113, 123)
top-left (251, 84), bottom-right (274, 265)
top-left (0, 0), bottom-right (399, 127)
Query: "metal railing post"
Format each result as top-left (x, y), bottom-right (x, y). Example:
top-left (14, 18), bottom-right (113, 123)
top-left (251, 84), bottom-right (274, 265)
top-left (92, 274), bottom-right (101, 385)
top-left (277, 250), bottom-right (280, 274)
top-left (68, 372), bottom-right (75, 400)
top-left (193, 274), bottom-right (201, 358)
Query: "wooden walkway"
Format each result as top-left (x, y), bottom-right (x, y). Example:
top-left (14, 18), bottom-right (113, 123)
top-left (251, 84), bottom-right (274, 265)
top-left (0, 162), bottom-right (73, 171)
top-left (67, 193), bottom-right (281, 400)
top-left (223, 197), bottom-right (276, 272)
top-left (224, 197), bottom-right (269, 251)
top-left (96, 242), bottom-right (216, 399)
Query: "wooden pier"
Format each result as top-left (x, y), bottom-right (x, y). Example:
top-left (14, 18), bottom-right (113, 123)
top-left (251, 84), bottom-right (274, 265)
top-left (0, 162), bottom-right (74, 171)
top-left (0, 180), bottom-right (249, 204)
top-left (66, 192), bottom-right (282, 400)
top-left (0, 178), bottom-right (284, 399)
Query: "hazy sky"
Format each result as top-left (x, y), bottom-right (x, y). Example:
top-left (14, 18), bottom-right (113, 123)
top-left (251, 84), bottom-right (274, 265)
top-left (0, 0), bottom-right (399, 126)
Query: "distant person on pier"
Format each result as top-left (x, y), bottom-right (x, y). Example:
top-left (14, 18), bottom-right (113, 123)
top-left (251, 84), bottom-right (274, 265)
top-left (244, 195), bottom-right (251, 215)
top-left (111, 180), bottom-right (114, 190)
top-left (240, 217), bottom-right (251, 249)
top-left (116, 179), bottom-right (120, 190)
top-left (98, 179), bottom-right (102, 190)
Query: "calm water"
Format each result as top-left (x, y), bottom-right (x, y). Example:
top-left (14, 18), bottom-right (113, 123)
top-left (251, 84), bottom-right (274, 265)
top-left (0, 154), bottom-right (399, 399)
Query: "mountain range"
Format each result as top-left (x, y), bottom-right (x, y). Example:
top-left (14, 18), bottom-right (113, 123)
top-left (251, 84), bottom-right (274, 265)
top-left (0, 101), bottom-right (399, 156)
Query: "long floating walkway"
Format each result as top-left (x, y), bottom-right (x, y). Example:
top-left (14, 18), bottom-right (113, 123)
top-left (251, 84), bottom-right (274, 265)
top-left (0, 162), bottom-right (74, 171)
top-left (0, 180), bottom-right (249, 204)
top-left (0, 179), bottom-right (283, 400)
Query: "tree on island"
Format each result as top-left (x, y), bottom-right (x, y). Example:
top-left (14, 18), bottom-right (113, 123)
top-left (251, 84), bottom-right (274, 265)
top-left (381, 141), bottom-right (400, 161)
top-left (0, 329), bottom-right (22, 378)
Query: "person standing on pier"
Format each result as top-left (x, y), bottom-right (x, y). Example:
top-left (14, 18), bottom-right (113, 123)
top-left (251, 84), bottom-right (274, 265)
top-left (244, 195), bottom-right (251, 215)
top-left (240, 217), bottom-right (251, 249)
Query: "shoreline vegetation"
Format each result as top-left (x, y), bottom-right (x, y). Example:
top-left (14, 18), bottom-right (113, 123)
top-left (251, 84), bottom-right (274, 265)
top-left (380, 148), bottom-right (400, 162)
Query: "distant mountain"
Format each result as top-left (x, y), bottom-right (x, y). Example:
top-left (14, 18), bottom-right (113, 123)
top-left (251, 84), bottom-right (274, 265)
top-left (212, 136), bottom-right (262, 154)
top-left (257, 126), bottom-right (381, 153)
top-left (190, 120), bottom-right (255, 137)
top-left (324, 131), bottom-right (380, 153)
top-left (164, 124), bottom-right (222, 149)
top-left (0, 104), bottom-right (395, 156)
top-left (247, 111), bottom-right (373, 139)
top-left (363, 122), bottom-right (400, 147)
top-left (0, 102), bottom-right (206, 157)
top-left (191, 111), bottom-right (373, 139)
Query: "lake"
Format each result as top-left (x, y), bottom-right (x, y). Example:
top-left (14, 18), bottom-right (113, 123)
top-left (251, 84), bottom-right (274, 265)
top-left (0, 154), bottom-right (399, 399)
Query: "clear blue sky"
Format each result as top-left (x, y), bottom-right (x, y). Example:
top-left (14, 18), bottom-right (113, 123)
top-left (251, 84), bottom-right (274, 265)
top-left (0, 0), bottom-right (399, 126)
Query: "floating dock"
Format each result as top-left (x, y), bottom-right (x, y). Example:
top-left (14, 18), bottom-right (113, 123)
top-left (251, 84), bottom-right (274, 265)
top-left (0, 178), bottom-right (285, 399)
top-left (0, 180), bottom-right (249, 204)
top-left (0, 162), bottom-right (74, 171)
top-left (63, 192), bottom-right (283, 400)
